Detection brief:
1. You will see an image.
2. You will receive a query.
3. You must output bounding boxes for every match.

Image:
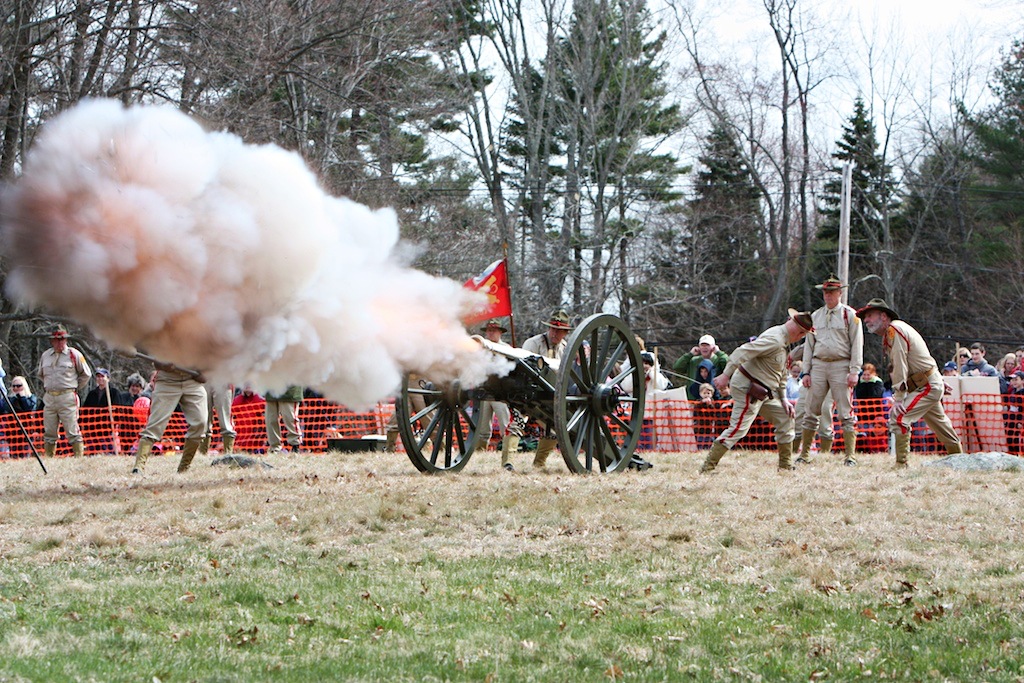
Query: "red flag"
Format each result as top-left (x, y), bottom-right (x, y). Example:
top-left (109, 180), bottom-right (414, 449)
top-left (463, 259), bottom-right (512, 324)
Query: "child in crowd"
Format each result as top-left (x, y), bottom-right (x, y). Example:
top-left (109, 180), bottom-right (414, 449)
top-left (692, 383), bottom-right (724, 450)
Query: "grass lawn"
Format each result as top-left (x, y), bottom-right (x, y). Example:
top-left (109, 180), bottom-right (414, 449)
top-left (1, 448), bottom-right (1022, 681)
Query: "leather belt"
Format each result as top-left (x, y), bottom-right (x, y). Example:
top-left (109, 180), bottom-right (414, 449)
top-left (906, 369), bottom-right (939, 393)
top-left (737, 365), bottom-right (759, 382)
top-left (813, 356), bottom-right (845, 362)
top-left (737, 366), bottom-right (771, 390)
top-left (46, 388), bottom-right (76, 396)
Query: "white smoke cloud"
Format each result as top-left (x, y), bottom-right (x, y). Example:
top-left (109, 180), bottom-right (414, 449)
top-left (0, 99), bottom-right (511, 407)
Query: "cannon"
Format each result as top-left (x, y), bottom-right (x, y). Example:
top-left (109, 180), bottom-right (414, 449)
top-left (395, 313), bottom-right (647, 474)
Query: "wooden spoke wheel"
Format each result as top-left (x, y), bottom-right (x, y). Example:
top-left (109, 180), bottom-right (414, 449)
top-left (396, 375), bottom-right (479, 474)
top-left (553, 314), bottom-right (645, 473)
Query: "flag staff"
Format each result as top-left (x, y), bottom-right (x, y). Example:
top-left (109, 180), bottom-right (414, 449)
top-left (504, 243), bottom-right (518, 347)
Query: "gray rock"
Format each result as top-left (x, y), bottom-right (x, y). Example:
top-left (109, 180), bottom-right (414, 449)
top-left (922, 452), bottom-right (1023, 472)
top-left (210, 454), bottom-right (274, 469)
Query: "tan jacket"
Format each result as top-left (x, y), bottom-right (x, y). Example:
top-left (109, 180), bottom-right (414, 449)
top-left (522, 332), bottom-right (566, 360)
top-left (884, 320), bottom-right (938, 397)
top-left (38, 346), bottom-right (91, 394)
top-left (802, 303), bottom-right (864, 375)
top-left (723, 324), bottom-right (790, 397)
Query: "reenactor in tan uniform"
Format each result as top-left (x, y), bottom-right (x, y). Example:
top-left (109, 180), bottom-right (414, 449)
top-left (131, 361), bottom-right (209, 474)
top-left (857, 298), bottom-right (962, 467)
top-left (265, 385), bottom-right (304, 452)
top-left (798, 276), bottom-right (864, 465)
top-left (521, 309), bottom-right (571, 469)
top-left (790, 343), bottom-right (834, 457)
top-left (701, 309), bottom-right (815, 473)
top-left (200, 384), bottom-right (236, 456)
top-left (37, 324), bottom-right (92, 457)
top-left (472, 319), bottom-right (525, 471)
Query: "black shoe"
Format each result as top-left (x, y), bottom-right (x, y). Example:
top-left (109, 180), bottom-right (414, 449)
top-left (844, 459), bottom-right (857, 467)
top-left (794, 457), bottom-right (811, 465)
top-left (130, 468), bottom-right (140, 474)
top-left (503, 463), bottom-right (514, 472)
top-left (627, 455), bottom-right (653, 471)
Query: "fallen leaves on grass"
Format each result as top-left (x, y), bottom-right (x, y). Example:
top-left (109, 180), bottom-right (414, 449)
top-left (582, 598), bottom-right (607, 618)
top-left (229, 626), bottom-right (259, 647)
top-left (912, 603), bottom-right (946, 623)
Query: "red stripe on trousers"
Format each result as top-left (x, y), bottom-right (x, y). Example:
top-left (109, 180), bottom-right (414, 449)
top-left (896, 382), bottom-right (931, 434)
top-left (725, 393), bottom-right (753, 441)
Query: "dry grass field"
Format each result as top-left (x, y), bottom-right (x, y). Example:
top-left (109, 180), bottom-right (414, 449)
top-left (1, 448), bottom-right (1022, 681)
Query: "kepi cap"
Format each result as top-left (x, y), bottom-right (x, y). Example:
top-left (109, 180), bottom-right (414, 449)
top-left (856, 298), bottom-right (900, 320)
top-left (787, 308), bottom-right (815, 333)
top-left (698, 334), bottom-right (715, 346)
top-left (543, 309), bottom-right (571, 330)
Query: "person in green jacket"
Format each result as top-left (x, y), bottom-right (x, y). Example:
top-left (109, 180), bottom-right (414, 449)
top-left (673, 334), bottom-right (729, 390)
top-left (265, 385), bottom-right (304, 452)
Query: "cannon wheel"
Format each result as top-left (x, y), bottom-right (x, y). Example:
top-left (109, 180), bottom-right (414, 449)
top-left (553, 314), bottom-right (645, 473)
top-left (396, 375), bottom-right (478, 474)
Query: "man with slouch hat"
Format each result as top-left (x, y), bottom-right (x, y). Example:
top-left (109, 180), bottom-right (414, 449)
top-left (37, 324), bottom-right (91, 458)
top-left (857, 298), bottom-right (962, 467)
top-left (521, 309), bottom-right (571, 469)
top-left (700, 309), bottom-right (815, 473)
top-left (798, 275), bottom-right (864, 466)
top-left (473, 318), bottom-right (528, 471)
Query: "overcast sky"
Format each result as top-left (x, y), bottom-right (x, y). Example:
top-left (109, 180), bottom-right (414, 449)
top-left (652, 0), bottom-right (1024, 157)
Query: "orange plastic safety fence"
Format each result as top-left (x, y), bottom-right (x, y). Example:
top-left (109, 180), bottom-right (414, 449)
top-left (3, 395), bottom-right (1020, 461)
top-left (641, 394), bottom-right (1023, 455)
top-left (0, 399), bottom-right (399, 459)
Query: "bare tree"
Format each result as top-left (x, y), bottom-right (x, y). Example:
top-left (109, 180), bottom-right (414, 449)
top-left (437, 0), bottom-right (571, 319)
top-left (671, 0), bottom-right (831, 325)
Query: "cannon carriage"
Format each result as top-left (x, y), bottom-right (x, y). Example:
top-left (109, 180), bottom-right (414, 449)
top-left (395, 314), bottom-right (648, 474)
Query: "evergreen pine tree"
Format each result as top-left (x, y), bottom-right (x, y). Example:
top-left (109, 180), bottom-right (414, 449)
top-left (812, 97), bottom-right (899, 286)
top-left (642, 122), bottom-right (764, 343)
top-left (967, 38), bottom-right (1024, 224)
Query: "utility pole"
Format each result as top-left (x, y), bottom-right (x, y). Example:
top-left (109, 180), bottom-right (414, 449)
top-left (838, 162), bottom-right (853, 304)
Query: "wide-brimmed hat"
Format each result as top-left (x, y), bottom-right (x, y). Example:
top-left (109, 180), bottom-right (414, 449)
top-left (856, 298), bottom-right (900, 320)
top-left (543, 309), bottom-right (571, 330)
top-left (815, 274), bottom-right (847, 291)
top-left (480, 318), bottom-right (508, 334)
top-left (787, 308), bottom-right (815, 333)
top-left (50, 324), bottom-right (69, 340)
